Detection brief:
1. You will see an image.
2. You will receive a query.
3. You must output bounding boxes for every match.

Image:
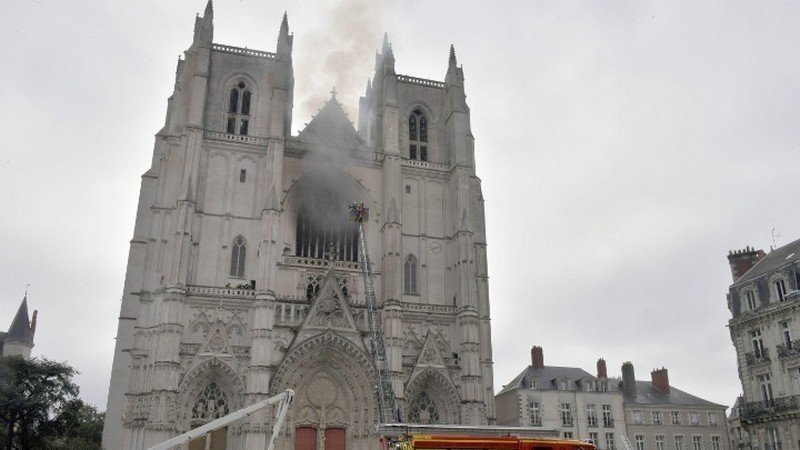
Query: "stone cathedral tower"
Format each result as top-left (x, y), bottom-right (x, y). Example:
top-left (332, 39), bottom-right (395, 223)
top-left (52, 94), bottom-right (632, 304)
top-left (103, 3), bottom-right (495, 450)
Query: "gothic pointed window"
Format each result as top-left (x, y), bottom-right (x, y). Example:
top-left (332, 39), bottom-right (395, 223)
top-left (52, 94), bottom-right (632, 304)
top-left (306, 275), bottom-right (321, 300)
top-left (225, 81), bottom-right (252, 135)
top-left (192, 382), bottom-right (230, 421)
top-left (408, 391), bottom-right (439, 424)
top-left (230, 236), bottom-right (246, 278)
top-left (404, 254), bottom-right (418, 294)
top-left (409, 110), bottom-right (428, 161)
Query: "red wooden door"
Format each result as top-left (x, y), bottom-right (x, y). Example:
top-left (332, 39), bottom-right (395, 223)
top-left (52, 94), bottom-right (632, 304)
top-left (325, 428), bottom-right (346, 450)
top-left (296, 427), bottom-right (318, 450)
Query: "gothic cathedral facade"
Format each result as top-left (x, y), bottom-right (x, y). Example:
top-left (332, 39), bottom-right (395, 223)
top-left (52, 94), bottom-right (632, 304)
top-left (103, 4), bottom-right (495, 450)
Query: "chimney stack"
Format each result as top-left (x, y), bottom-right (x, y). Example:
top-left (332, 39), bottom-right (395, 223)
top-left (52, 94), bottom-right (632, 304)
top-left (597, 358), bottom-right (607, 378)
top-left (651, 367), bottom-right (670, 395)
top-left (531, 346), bottom-right (544, 369)
top-left (621, 361), bottom-right (637, 398)
top-left (727, 246), bottom-right (766, 282)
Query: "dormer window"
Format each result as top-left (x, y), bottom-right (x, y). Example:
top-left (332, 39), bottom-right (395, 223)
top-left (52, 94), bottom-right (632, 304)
top-left (745, 290), bottom-right (757, 310)
top-left (226, 81), bottom-right (251, 135)
top-left (409, 109), bottom-right (428, 161)
top-left (775, 279), bottom-right (788, 302)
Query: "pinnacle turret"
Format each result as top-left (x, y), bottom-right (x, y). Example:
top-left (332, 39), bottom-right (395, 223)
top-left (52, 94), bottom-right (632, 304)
top-left (192, 0), bottom-right (214, 48)
top-left (382, 32), bottom-right (391, 54)
top-left (2, 295), bottom-right (35, 358)
top-left (445, 44), bottom-right (463, 88)
top-left (277, 11), bottom-right (293, 57)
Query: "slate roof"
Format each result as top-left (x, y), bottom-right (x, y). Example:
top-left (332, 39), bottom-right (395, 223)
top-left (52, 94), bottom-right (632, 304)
top-left (6, 297), bottom-right (33, 343)
top-left (734, 237), bottom-right (800, 285)
top-left (623, 380), bottom-right (726, 408)
top-left (498, 365), bottom-right (725, 410)
top-left (497, 365), bottom-right (608, 395)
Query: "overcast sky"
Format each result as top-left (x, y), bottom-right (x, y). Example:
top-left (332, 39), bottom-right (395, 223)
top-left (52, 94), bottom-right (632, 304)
top-left (3, 0), bottom-right (800, 414)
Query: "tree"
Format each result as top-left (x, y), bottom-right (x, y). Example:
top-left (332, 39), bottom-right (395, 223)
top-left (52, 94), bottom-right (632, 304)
top-left (46, 399), bottom-right (104, 450)
top-left (0, 356), bottom-right (102, 450)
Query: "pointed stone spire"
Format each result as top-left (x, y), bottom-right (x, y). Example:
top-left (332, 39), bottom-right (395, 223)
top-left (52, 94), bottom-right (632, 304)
top-left (198, 0), bottom-right (214, 46)
top-left (366, 78), bottom-right (372, 95)
top-left (280, 11), bottom-right (289, 36)
top-left (7, 296), bottom-right (34, 344)
top-left (446, 44), bottom-right (462, 87)
top-left (277, 11), bottom-right (293, 57)
top-left (382, 32), bottom-right (391, 54)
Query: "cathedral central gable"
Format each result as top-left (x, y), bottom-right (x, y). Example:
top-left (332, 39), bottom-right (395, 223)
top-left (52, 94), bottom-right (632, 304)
top-left (297, 96), bottom-right (363, 150)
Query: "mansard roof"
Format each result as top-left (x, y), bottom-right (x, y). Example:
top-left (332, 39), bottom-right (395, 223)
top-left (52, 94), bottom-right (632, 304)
top-left (623, 380), bottom-right (725, 408)
top-left (497, 365), bottom-right (602, 395)
top-left (297, 94), bottom-right (363, 150)
top-left (734, 237), bottom-right (800, 285)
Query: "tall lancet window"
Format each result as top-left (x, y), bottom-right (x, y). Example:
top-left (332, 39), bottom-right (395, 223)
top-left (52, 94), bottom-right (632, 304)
top-left (404, 254), bottom-right (418, 294)
top-left (226, 81), bottom-right (251, 135)
top-left (409, 109), bottom-right (428, 161)
top-left (295, 191), bottom-right (359, 263)
top-left (230, 236), bottom-right (246, 278)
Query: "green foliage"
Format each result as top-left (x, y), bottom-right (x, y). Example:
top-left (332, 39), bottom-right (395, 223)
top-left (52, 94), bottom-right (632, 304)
top-left (0, 356), bottom-right (103, 450)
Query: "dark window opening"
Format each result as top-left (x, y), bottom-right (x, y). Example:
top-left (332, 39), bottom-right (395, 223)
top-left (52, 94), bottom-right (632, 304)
top-left (240, 169), bottom-right (247, 183)
top-left (228, 89), bottom-right (239, 113)
top-left (408, 110), bottom-right (429, 161)
top-left (230, 236), bottom-right (246, 277)
top-left (226, 81), bottom-right (252, 136)
top-left (404, 255), bottom-right (418, 294)
top-left (241, 90), bottom-right (251, 115)
top-left (295, 195), bottom-right (359, 263)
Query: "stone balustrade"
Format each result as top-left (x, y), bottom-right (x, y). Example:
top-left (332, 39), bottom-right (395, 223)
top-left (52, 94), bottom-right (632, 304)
top-left (212, 44), bottom-right (275, 59)
top-left (397, 75), bottom-right (445, 89)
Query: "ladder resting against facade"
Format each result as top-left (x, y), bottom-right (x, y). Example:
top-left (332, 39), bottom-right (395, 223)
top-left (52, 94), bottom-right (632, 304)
top-left (350, 202), bottom-right (399, 423)
top-left (146, 389), bottom-right (294, 450)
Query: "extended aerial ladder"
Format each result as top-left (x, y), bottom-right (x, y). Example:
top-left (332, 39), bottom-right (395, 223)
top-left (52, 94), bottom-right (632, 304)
top-left (146, 389), bottom-right (294, 450)
top-left (619, 434), bottom-right (635, 450)
top-left (349, 202), bottom-right (400, 424)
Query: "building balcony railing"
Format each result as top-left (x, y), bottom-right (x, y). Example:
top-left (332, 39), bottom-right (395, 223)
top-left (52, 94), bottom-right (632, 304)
top-left (777, 340), bottom-right (800, 358)
top-left (745, 348), bottom-right (770, 366)
top-left (740, 394), bottom-right (800, 421)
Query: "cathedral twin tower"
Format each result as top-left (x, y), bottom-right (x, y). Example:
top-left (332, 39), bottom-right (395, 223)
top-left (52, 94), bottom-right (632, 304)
top-left (103, 3), bottom-right (495, 449)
